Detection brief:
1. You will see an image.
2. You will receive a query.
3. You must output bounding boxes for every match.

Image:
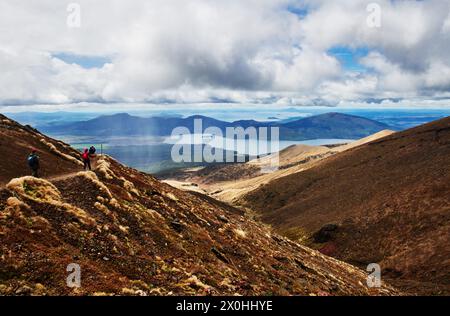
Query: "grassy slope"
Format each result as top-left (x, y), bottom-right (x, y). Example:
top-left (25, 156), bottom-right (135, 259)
top-left (0, 114), bottom-right (399, 296)
top-left (241, 117), bottom-right (450, 294)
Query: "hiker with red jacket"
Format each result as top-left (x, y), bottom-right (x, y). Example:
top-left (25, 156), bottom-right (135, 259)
top-left (82, 148), bottom-right (91, 170)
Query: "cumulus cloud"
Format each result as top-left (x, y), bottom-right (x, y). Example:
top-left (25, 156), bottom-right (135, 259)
top-left (0, 0), bottom-right (450, 107)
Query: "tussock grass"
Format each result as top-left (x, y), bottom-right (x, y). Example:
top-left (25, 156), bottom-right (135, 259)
top-left (96, 156), bottom-right (115, 180)
top-left (39, 138), bottom-right (83, 166)
top-left (94, 201), bottom-right (112, 217)
top-left (6, 176), bottom-right (96, 227)
top-left (120, 177), bottom-right (140, 196)
top-left (6, 196), bottom-right (30, 209)
top-left (234, 228), bottom-right (247, 239)
top-left (7, 177), bottom-right (62, 204)
top-left (77, 171), bottom-right (112, 199)
top-left (164, 192), bottom-right (179, 202)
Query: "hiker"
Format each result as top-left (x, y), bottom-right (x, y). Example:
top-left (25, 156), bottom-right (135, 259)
top-left (88, 146), bottom-right (97, 168)
top-left (27, 148), bottom-right (40, 177)
top-left (89, 146), bottom-right (96, 156)
top-left (82, 148), bottom-right (91, 171)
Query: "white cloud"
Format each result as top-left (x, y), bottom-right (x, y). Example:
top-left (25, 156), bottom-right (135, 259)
top-left (0, 0), bottom-right (450, 108)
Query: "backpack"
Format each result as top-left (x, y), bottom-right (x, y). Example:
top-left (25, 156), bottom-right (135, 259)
top-left (89, 146), bottom-right (96, 155)
top-left (82, 152), bottom-right (89, 161)
top-left (28, 155), bottom-right (38, 168)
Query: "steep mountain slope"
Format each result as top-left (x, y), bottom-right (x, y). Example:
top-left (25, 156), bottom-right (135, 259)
top-left (0, 114), bottom-right (82, 185)
top-left (0, 114), bottom-right (399, 296)
top-left (241, 117), bottom-right (450, 294)
top-left (38, 112), bottom-right (392, 140)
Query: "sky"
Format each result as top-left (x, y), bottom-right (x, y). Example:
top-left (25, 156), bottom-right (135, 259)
top-left (1, 0), bottom-right (450, 111)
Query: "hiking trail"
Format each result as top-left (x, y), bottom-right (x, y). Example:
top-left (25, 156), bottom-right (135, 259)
top-left (0, 171), bottom-right (88, 190)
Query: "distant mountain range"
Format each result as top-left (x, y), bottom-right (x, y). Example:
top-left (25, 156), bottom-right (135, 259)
top-left (39, 112), bottom-right (393, 141)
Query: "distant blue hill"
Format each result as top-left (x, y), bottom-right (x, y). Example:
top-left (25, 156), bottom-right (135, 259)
top-left (38, 112), bottom-right (393, 141)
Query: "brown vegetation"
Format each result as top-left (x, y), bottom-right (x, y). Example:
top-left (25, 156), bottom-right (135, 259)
top-left (0, 114), bottom-right (399, 296)
top-left (241, 117), bottom-right (450, 295)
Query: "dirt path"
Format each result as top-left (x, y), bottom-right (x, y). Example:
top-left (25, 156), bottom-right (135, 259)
top-left (0, 171), bottom-right (85, 190)
top-left (46, 172), bottom-right (81, 183)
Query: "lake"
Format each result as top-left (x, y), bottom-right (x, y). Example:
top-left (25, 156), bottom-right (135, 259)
top-left (70, 136), bottom-right (354, 174)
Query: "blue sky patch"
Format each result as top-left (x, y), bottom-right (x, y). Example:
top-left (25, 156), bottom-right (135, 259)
top-left (287, 5), bottom-right (309, 18)
top-left (328, 46), bottom-right (370, 73)
top-left (52, 52), bottom-right (111, 69)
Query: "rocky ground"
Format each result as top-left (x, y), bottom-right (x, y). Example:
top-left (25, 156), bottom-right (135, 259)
top-left (0, 114), bottom-right (400, 296)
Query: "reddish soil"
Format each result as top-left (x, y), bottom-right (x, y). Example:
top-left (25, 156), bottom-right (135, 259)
top-left (241, 116), bottom-right (450, 295)
top-left (0, 114), bottom-right (400, 296)
top-left (0, 114), bottom-right (82, 185)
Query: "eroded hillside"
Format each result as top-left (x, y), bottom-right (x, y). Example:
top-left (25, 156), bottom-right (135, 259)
top-left (0, 114), bottom-right (399, 296)
top-left (0, 114), bottom-right (81, 185)
top-left (241, 117), bottom-right (450, 295)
